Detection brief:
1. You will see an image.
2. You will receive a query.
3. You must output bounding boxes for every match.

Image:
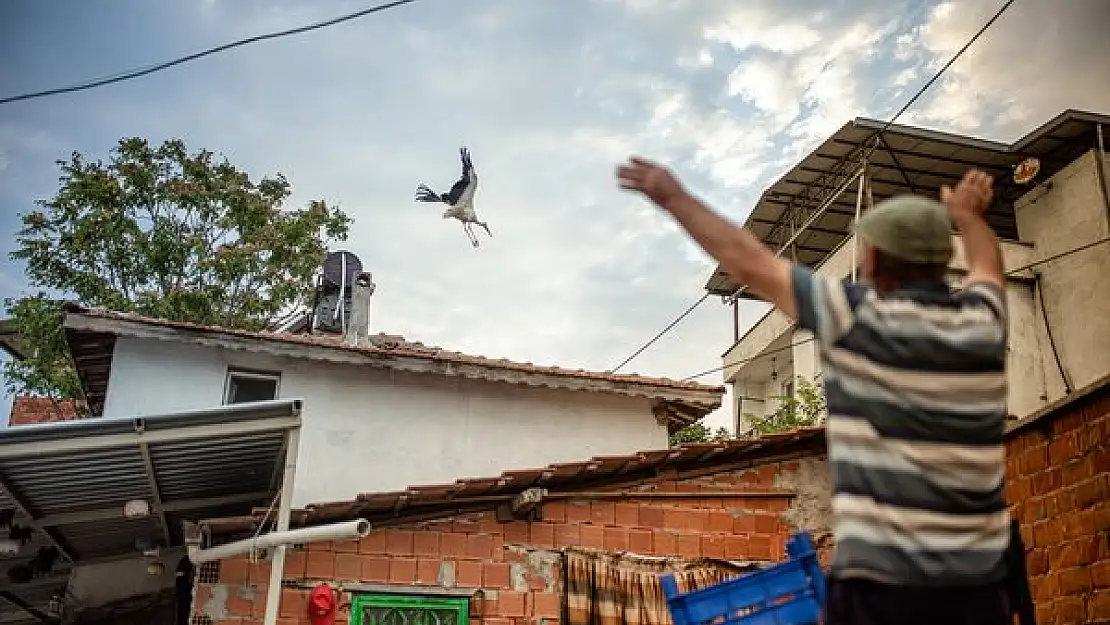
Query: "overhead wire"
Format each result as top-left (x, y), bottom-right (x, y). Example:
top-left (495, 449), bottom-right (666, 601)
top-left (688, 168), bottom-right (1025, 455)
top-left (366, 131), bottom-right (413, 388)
top-left (0, 0), bottom-right (419, 106)
top-left (679, 236), bottom-right (1110, 381)
top-left (608, 0), bottom-right (1020, 374)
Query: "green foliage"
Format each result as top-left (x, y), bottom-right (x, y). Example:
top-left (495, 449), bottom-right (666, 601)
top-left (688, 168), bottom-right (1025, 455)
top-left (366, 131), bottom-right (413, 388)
top-left (745, 376), bottom-right (826, 436)
top-left (5, 137), bottom-right (352, 406)
top-left (669, 422), bottom-right (732, 446)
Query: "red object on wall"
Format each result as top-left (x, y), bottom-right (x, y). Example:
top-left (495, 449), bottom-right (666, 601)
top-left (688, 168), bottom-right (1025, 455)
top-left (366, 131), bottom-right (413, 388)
top-left (307, 583), bottom-right (337, 625)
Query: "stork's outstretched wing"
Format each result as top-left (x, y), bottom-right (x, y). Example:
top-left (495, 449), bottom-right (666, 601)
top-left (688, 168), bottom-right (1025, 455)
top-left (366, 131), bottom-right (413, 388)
top-left (415, 184), bottom-right (443, 203)
top-left (444, 147), bottom-right (477, 205)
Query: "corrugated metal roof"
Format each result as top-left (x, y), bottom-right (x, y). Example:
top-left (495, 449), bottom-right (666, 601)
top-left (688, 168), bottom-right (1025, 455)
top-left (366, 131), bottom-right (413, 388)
top-left (62, 306), bottom-right (725, 419)
top-left (200, 427), bottom-right (827, 538)
top-left (706, 109), bottom-right (1110, 296)
top-left (0, 399), bottom-right (300, 566)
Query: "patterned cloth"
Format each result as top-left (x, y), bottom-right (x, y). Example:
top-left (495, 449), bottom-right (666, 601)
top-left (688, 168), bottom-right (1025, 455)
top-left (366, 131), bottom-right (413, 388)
top-left (563, 548), bottom-right (761, 625)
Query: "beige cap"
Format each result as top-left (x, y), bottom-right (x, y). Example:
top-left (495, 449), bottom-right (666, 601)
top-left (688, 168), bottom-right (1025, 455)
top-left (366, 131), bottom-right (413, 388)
top-left (855, 195), bottom-right (954, 264)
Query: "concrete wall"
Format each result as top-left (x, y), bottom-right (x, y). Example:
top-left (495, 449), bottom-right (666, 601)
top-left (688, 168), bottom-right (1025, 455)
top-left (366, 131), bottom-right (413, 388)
top-left (102, 337), bottom-right (670, 507)
top-left (1004, 377), bottom-right (1110, 625)
top-left (724, 149), bottom-right (1110, 422)
top-left (193, 456), bottom-right (833, 625)
top-left (1014, 149), bottom-right (1110, 401)
top-left (66, 550), bottom-right (183, 612)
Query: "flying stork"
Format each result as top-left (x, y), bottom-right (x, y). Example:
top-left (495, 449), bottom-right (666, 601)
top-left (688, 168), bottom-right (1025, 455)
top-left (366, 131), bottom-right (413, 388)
top-left (414, 147), bottom-right (491, 248)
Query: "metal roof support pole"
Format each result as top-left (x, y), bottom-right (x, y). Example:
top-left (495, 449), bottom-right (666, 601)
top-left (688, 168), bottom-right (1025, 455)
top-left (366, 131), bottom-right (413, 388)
top-left (851, 162), bottom-right (868, 281)
top-left (262, 425), bottom-right (302, 625)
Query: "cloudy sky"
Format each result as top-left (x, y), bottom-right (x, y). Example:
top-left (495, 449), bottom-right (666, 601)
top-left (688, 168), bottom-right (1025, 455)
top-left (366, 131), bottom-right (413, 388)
top-left (0, 0), bottom-right (1107, 429)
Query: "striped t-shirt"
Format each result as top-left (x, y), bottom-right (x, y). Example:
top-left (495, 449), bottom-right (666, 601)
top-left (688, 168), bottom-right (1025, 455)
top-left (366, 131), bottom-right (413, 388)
top-left (792, 265), bottom-right (1010, 586)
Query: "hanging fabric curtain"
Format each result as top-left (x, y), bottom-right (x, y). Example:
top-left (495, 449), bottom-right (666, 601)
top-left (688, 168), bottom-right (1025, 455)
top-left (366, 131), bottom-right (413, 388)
top-left (562, 547), bottom-right (761, 625)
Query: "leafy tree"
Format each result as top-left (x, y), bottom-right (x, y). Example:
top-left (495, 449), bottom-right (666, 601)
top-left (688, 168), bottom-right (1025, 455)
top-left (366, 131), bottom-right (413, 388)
top-left (669, 422), bottom-right (732, 446)
top-left (745, 376), bottom-right (826, 436)
top-left (4, 137), bottom-right (351, 411)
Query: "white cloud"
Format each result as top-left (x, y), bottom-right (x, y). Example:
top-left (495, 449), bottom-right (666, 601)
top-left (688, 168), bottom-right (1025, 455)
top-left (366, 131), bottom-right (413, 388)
top-left (906, 0), bottom-right (1110, 139)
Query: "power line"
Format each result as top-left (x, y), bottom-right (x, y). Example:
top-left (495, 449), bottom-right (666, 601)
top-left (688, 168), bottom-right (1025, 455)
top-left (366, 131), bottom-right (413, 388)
top-left (0, 0), bottom-right (419, 106)
top-left (863, 0), bottom-right (1018, 145)
top-left (679, 236), bottom-right (1110, 381)
top-left (609, 292), bottom-right (709, 373)
top-left (609, 0), bottom-right (1019, 374)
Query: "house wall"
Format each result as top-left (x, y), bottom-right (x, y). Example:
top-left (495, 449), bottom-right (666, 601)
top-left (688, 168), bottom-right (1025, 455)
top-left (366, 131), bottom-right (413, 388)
top-left (1004, 376), bottom-right (1110, 625)
top-left (1013, 149), bottom-right (1110, 401)
top-left (192, 457), bottom-right (833, 625)
top-left (66, 550), bottom-right (184, 613)
top-left (723, 149), bottom-right (1110, 422)
top-left (102, 337), bottom-right (671, 507)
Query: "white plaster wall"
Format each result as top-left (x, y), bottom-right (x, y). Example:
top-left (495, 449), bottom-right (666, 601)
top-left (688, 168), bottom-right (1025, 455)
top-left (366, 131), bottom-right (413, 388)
top-left (67, 549), bottom-right (183, 610)
top-left (1015, 149), bottom-right (1110, 398)
top-left (103, 337), bottom-right (670, 506)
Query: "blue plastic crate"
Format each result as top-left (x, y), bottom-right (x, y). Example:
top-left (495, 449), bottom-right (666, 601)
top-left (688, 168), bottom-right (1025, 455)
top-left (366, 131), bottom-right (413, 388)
top-left (661, 532), bottom-right (827, 625)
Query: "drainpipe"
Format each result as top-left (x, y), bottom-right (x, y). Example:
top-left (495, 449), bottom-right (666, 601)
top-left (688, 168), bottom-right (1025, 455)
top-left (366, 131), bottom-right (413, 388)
top-left (188, 518), bottom-right (372, 564)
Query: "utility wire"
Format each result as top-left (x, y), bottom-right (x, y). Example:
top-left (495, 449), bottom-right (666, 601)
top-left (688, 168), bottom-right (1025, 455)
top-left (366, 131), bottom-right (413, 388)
top-left (0, 0), bottom-right (419, 106)
top-left (679, 236), bottom-right (1110, 381)
top-left (609, 0), bottom-right (1019, 374)
top-left (609, 292), bottom-right (709, 373)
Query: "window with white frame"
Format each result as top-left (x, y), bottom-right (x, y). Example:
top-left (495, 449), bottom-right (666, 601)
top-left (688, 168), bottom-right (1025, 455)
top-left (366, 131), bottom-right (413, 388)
top-left (223, 369), bottom-right (280, 405)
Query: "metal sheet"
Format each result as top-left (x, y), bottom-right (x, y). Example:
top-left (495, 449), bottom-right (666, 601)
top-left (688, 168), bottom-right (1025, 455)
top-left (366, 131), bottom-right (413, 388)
top-left (0, 399), bottom-right (301, 566)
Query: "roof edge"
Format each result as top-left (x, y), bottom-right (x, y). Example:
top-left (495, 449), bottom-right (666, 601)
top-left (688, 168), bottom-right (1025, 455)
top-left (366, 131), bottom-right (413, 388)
top-left (62, 308), bottom-right (725, 409)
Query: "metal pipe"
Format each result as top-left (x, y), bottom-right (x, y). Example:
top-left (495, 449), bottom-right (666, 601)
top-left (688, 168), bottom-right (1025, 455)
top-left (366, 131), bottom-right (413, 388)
top-left (263, 426), bottom-right (302, 625)
top-left (851, 163), bottom-right (867, 281)
top-left (190, 517), bottom-right (369, 565)
top-left (731, 167), bottom-right (865, 298)
top-left (731, 299), bottom-right (740, 344)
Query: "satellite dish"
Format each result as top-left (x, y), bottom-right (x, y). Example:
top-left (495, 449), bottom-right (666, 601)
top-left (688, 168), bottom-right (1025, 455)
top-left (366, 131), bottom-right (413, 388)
top-left (1014, 157), bottom-right (1040, 185)
top-left (322, 251), bottom-right (363, 289)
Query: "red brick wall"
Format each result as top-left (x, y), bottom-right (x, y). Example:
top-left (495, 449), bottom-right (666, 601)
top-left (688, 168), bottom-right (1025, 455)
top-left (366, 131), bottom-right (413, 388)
top-left (1005, 385), bottom-right (1110, 625)
top-left (7, 396), bottom-right (81, 426)
top-left (192, 458), bottom-right (829, 625)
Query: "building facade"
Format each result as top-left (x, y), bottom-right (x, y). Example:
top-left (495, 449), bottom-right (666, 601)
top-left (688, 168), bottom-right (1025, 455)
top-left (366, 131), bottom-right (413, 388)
top-left (61, 308), bottom-right (723, 508)
top-left (706, 110), bottom-right (1110, 434)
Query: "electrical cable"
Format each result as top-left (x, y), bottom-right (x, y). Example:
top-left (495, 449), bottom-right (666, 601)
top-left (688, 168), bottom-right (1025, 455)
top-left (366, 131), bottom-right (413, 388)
top-left (608, 292), bottom-right (709, 373)
top-left (679, 236), bottom-right (1110, 381)
top-left (0, 0), bottom-right (419, 106)
top-left (609, 0), bottom-right (1019, 374)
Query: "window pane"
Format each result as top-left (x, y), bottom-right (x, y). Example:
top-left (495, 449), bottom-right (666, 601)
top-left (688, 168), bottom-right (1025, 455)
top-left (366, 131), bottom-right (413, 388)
top-left (226, 375), bottom-right (278, 404)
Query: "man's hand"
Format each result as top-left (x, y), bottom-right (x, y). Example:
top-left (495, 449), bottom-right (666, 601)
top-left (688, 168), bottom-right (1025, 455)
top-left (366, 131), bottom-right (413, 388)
top-left (942, 169), bottom-right (994, 219)
top-left (616, 157), bottom-right (688, 207)
top-left (943, 169), bottom-right (1005, 292)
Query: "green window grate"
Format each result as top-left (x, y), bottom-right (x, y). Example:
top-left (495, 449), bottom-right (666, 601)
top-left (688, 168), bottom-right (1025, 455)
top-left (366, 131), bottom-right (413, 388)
top-left (349, 594), bottom-right (470, 625)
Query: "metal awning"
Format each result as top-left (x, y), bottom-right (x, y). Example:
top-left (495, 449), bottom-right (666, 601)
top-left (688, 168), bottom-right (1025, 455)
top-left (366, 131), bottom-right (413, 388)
top-left (706, 109), bottom-right (1110, 296)
top-left (0, 399), bottom-right (301, 624)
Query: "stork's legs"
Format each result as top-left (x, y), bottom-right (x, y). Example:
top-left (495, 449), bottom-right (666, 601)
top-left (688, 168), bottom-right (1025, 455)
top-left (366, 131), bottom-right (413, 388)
top-left (462, 223), bottom-right (479, 247)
